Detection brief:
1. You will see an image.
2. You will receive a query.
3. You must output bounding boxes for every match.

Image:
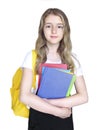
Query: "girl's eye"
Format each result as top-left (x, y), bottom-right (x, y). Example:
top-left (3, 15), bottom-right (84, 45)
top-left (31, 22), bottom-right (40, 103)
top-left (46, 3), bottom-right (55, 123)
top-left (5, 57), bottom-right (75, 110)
top-left (58, 25), bottom-right (64, 29)
top-left (45, 25), bottom-right (51, 28)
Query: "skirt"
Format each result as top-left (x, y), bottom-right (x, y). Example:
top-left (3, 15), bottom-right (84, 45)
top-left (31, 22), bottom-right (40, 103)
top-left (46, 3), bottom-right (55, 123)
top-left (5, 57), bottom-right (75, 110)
top-left (28, 108), bottom-right (74, 130)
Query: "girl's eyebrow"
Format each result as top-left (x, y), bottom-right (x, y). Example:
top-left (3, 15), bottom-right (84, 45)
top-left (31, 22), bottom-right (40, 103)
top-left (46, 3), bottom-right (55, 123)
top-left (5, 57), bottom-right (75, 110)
top-left (44, 23), bottom-right (64, 25)
top-left (44, 22), bottom-right (53, 24)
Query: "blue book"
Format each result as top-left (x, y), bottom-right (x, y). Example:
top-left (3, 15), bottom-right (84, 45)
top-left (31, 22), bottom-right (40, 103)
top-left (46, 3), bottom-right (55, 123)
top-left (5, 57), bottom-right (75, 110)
top-left (37, 67), bottom-right (76, 99)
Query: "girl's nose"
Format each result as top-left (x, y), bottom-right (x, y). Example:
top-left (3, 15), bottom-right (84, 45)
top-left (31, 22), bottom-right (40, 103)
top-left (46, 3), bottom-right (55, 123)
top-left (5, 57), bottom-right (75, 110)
top-left (51, 26), bottom-right (57, 34)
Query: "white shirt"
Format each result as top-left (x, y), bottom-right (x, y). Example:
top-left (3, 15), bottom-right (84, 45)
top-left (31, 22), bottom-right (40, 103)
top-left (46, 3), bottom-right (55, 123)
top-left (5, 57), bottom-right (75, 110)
top-left (22, 50), bottom-right (83, 76)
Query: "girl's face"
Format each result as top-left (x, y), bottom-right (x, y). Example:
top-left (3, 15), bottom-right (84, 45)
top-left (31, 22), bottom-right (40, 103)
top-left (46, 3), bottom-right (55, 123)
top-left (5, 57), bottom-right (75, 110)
top-left (43, 14), bottom-right (64, 45)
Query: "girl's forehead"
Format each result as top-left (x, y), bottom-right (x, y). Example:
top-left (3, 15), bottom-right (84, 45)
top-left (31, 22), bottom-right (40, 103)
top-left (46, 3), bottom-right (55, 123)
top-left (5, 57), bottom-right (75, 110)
top-left (45, 14), bottom-right (63, 24)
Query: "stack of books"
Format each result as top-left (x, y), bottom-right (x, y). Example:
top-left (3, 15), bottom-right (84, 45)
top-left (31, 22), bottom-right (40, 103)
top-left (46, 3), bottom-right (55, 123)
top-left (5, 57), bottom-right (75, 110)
top-left (37, 63), bottom-right (76, 99)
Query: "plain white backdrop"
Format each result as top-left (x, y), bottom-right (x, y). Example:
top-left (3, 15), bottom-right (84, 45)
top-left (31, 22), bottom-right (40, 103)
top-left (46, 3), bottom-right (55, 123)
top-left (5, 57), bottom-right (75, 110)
top-left (0, 0), bottom-right (98, 129)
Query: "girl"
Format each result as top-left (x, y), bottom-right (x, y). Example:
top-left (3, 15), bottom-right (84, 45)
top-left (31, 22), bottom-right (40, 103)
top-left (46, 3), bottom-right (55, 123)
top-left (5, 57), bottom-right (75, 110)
top-left (20, 8), bottom-right (88, 130)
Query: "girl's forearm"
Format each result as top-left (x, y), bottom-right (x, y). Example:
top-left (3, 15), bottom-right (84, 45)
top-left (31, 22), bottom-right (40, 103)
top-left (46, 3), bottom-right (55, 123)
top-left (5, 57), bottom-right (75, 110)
top-left (47, 93), bottom-right (88, 108)
top-left (20, 92), bottom-right (64, 117)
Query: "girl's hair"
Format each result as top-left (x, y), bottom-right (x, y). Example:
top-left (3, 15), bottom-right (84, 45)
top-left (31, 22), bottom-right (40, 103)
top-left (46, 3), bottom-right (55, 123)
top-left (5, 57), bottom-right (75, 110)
top-left (35, 8), bottom-right (75, 74)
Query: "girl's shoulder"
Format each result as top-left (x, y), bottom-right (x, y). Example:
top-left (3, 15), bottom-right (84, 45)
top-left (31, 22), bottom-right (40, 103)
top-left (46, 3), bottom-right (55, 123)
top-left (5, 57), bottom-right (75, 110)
top-left (21, 50), bottom-right (33, 69)
top-left (72, 53), bottom-right (80, 67)
top-left (71, 53), bottom-right (83, 76)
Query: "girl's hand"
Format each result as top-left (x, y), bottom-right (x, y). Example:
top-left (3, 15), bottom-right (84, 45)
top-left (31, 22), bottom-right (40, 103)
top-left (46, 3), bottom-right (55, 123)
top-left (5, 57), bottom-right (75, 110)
top-left (43, 98), bottom-right (71, 118)
top-left (56, 107), bottom-right (72, 119)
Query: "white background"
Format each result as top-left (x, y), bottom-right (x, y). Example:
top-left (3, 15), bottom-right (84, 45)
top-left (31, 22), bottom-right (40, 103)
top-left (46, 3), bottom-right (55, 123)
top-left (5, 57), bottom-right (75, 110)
top-left (0, 0), bottom-right (98, 129)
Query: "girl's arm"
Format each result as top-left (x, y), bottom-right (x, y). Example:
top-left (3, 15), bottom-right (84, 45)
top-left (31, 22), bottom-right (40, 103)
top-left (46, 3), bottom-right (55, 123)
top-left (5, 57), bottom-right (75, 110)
top-left (19, 68), bottom-right (71, 119)
top-left (45, 75), bottom-right (88, 108)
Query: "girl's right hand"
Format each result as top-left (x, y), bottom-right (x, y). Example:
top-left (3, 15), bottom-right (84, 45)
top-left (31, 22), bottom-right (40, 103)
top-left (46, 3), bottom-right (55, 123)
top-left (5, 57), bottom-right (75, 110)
top-left (43, 98), bottom-right (71, 118)
top-left (55, 107), bottom-right (72, 119)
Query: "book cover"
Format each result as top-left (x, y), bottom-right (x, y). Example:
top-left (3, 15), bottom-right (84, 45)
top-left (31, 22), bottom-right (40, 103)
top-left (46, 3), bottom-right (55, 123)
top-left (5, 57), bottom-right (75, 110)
top-left (38, 63), bottom-right (68, 88)
top-left (37, 67), bottom-right (76, 99)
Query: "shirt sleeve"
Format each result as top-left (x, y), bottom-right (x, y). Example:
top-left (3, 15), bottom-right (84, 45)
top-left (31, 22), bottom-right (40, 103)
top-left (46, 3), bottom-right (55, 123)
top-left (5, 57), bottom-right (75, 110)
top-left (21, 50), bottom-right (32, 70)
top-left (72, 54), bottom-right (83, 76)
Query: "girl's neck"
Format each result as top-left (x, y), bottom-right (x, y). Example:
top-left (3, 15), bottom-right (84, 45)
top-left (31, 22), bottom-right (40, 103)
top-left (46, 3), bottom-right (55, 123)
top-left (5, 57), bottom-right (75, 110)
top-left (45, 42), bottom-right (61, 62)
top-left (46, 42), bottom-right (59, 53)
top-left (46, 49), bottom-right (61, 62)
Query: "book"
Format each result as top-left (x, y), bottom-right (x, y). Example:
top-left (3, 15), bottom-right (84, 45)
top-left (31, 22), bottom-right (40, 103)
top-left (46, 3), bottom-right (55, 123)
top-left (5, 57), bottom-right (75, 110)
top-left (37, 67), bottom-right (76, 99)
top-left (38, 63), bottom-right (68, 89)
top-left (39, 63), bottom-right (67, 70)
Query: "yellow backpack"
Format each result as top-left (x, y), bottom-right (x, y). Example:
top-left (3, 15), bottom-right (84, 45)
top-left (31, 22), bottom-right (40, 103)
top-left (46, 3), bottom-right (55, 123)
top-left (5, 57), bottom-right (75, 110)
top-left (10, 50), bottom-right (37, 118)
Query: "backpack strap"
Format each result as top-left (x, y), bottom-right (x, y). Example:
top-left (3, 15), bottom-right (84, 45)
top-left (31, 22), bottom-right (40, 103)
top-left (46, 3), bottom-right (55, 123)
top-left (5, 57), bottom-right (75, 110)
top-left (32, 50), bottom-right (37, 89)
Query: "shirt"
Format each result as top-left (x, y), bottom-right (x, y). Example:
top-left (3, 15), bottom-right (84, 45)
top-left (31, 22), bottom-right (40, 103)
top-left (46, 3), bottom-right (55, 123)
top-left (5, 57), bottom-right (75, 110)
top-left (22, 50), bottom-right (83, 76)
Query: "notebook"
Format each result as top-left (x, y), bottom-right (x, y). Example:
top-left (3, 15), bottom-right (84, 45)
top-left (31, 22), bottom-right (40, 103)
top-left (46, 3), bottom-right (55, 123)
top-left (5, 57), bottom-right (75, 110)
top-left (37, 67), bottom-right (76, 99)
top-left (38, 63), bottom-right (68, 88)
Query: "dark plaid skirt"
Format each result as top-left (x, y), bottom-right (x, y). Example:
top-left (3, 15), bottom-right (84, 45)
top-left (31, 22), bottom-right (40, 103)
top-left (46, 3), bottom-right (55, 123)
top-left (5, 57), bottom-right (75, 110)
top-left (28, 108), bottom-right (74, 130)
